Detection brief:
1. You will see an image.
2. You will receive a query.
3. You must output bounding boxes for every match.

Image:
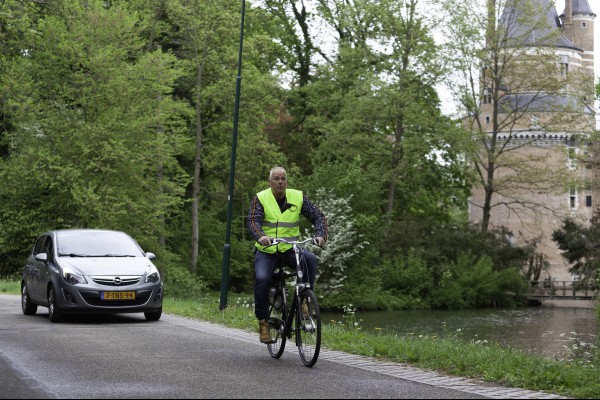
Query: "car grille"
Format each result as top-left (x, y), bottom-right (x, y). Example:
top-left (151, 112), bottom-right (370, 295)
top-left (80, 290), bottom-right (152, 307)
top-left (90, 275), bottom-right (141, 286)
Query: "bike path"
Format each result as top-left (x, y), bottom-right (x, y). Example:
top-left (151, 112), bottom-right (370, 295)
top-left (165, 314), bottom-right (567, 400)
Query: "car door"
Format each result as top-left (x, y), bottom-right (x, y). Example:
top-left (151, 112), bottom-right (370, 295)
top-left (25, 236), bottom-right (44, 302)
top-left (29, 235), bottom-right (52, 302)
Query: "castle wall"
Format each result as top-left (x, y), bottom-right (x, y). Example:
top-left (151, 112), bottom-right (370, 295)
top-left (469, 136), bottom-right (595, 281)
top-left (468, 0), bottom-right (596, 282)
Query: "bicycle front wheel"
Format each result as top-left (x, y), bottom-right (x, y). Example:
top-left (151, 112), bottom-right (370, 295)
top-left (267, 289), bottom-right (287, 358)
top-left (297, 289), bottom-right (321, 367)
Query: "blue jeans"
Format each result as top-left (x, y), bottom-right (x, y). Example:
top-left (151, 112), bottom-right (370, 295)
top-left (253, 249), bottom-right (318, 321)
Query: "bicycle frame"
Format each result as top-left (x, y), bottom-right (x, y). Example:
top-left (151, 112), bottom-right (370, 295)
top-left (271, 238), bottom-right (311, 334)
top-left (267, 237), bottom-right (321, 367)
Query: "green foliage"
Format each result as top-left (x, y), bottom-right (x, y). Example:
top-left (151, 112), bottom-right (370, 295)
top-left (381, 249), bottom-right (434, 308)
top-left (322, 248), bottom-right (405, 310)
top-left (157, 250), bottom-right (207, 299)
top-left (0, 0), bottom-right (190, 276)
top-left (0, 279), bottom-right (19, 293)
top-left (375, 246), bottom-right (526, 311)
top-left (429, 253), bottom-right (526, 309)
top-left (552, 211), bottom-right (600, 284)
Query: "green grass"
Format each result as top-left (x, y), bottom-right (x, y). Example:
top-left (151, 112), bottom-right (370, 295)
top-left (0, 280), bottom-right (19, 294)
top-left (2, 280), bottom-right (598, 398)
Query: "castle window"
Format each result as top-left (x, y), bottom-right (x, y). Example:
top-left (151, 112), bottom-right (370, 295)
top-left (483, 88), bottom-right (492, 104)
top-left (568, 147), bottom-right (576, 170)
top-left (582, 22), bottom-right (587, 29)
top-left (586, 195), bottom-right (592, 207)
top-left (485, 116), bottom-right (490, 124)
top-left (559, 55), bottom-right (570, 77)
top-left (570, 186), bottom-right (577, 209)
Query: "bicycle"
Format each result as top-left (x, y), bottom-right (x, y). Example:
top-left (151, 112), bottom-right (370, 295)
top-left (265, 237), bottom-right (322, 367)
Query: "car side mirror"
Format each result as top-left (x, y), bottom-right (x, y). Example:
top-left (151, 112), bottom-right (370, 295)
top-left (35, 253), bottom-right (48, 262)
top-left (145, 252), bottom-right (156, 260)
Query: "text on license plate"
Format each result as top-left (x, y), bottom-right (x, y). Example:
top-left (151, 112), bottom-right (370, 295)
top-left (101, 291), bottom-right (136, 300)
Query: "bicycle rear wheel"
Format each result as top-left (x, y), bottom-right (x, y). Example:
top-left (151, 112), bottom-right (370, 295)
top-left (297, 289), bottom-right (321, 367)
top-left (267, 289), bottom-right (287, 358)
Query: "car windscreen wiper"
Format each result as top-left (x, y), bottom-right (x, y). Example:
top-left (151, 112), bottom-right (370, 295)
top-left (58, 253), bottom-right (88, 257)
top-left (101, 254), bottom-right (136, 257)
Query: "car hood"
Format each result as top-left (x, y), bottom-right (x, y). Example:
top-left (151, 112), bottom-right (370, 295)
top-left (58, 257), bottom-right (154, 276)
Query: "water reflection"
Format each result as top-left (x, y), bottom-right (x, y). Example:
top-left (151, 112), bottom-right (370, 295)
top-left (323, 306), bottom-right (599, 359)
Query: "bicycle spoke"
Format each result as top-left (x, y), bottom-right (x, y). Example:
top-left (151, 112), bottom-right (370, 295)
top-left (297, 290), bottom-right (321, 367)
top-left (267, 290), bottom-right (287, 358)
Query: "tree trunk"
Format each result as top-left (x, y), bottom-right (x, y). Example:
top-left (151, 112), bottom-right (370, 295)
top-left (190, 55), bottom-right (207, 273)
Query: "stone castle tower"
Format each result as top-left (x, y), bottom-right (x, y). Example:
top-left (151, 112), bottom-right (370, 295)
top-left (468, 0), bottom-right (597, 282)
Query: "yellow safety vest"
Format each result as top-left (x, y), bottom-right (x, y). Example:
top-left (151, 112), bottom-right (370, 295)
top-left (255, 188), bottom-right (303, 254)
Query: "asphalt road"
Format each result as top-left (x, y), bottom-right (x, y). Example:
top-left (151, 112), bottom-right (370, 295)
top-left (0, 294), bottom-right (565, 399)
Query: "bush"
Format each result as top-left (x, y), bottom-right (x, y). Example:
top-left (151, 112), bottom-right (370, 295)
top-left (158, 251), bottom-right (207, 299)
top-left (429, 253), bottom-right (525, 309)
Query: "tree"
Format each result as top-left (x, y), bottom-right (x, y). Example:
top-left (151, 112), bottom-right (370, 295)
top-left (552, 211), bottom-right (600, 285)
top-left (0, 0), bottom-right (189, 271)
top-left (306, 0), bottom-right (472, 224)
top-left (0, 0), bottom-right (41, 159)
top-left (255, 2), bottom-right (476, 306)
top-left (305, 188), bottom-right (367, 297)
top-left (149, 0), bottom-right (283, 273)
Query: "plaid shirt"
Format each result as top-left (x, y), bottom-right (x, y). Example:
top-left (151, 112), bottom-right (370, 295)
top-left (247, 192), bottom-right (328, 241)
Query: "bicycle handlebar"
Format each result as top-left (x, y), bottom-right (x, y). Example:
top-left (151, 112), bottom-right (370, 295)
top-left (270, 237), bottom-right (316, 246)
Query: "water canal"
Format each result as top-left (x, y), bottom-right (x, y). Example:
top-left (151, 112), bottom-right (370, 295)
top-left (323, 305), bottom-right (598, 360)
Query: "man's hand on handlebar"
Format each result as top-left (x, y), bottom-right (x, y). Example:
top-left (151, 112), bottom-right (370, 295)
top-left (258, 235), bottom-right (272, 246)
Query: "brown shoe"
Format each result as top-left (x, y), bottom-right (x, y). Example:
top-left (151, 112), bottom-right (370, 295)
top-left (258, 319), bottom-right (274, 343)
top-left (302, 302), bottom-right (309, 319)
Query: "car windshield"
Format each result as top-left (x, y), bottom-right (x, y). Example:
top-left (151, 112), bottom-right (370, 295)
top-left (56, 231), bottom-right (145, 257)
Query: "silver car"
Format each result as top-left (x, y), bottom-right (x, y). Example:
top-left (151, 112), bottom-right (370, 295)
top-left (21, 229), bottom-right (163, 322)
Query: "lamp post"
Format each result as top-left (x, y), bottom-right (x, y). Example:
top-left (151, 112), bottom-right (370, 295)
top-left (220, 0), bottom-right (246, 311)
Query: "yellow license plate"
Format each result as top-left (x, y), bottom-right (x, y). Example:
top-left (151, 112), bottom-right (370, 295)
top-left (102, 291), bottom-right (136, 300)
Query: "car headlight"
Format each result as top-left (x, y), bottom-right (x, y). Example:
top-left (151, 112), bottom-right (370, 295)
top-left (146, 265), bottom-right (160, 283)
top-left (62, 268), bottom-right (88, 285)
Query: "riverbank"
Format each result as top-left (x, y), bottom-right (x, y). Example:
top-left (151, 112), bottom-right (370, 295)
top-left (536, 299), bottom-right (595, 309)
top-left (322, 305), bottom-right (599, 363)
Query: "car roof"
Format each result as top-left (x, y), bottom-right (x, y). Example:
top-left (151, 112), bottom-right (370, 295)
top-left (40, 229), bottom-right (130, 237)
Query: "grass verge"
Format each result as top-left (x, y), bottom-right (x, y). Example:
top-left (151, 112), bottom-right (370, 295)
top-left (0, 280), bottom-right (19, 294)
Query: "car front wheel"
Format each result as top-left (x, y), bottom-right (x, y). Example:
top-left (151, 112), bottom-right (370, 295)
top-left (48, 286), bottom-right (64, 323)
top-left (144, 307), bottom-right (162, 321)
top-left (21, 283), bottom-right (38, 315)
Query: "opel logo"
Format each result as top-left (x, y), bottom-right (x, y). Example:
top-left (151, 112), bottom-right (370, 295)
top-left (113, 276), bottom-right (122, 285)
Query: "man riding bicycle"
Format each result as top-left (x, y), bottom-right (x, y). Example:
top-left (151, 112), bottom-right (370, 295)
top-left (247, 166), bottom-right (328, 343)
